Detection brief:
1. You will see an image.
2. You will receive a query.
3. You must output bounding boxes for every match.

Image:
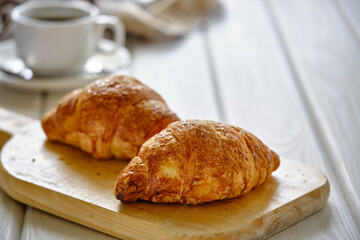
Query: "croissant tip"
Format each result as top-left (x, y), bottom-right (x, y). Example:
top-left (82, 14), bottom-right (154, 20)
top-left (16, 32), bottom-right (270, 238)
top-left (272, 152), bottom-right (281, 171)
top-left (115, 187), bottom-right (143, 202)
top-left (116, 191), bottom-right (124, 201)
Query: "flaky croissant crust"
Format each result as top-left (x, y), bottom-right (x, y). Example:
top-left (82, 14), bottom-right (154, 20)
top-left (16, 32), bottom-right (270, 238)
top-left (41, 75), bottom-right (180, 159)
top-left (115, 120), bottom-right (280, 204)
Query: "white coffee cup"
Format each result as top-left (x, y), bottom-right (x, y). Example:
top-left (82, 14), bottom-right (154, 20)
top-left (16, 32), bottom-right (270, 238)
top-left (11, 1), bottom-right (125, 77)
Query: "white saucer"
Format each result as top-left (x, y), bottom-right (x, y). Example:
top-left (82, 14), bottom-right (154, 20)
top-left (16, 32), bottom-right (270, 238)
top-left (0, 39), bottom-right (131, 92)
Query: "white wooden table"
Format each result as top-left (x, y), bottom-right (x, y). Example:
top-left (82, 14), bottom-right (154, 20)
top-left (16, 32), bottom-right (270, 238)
top-left (0, 0), bottom-right (359, 239)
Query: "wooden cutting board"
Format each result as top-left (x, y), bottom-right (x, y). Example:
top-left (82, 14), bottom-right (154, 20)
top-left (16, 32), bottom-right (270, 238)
top-left (0, 108), bottom-right (329, 240)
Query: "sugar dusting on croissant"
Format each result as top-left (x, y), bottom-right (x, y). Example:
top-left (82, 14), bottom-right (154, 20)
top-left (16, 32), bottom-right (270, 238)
top-left (41, 75), bottom-right (180, 159)
top-left (115, 120), bottom-right (280, 204)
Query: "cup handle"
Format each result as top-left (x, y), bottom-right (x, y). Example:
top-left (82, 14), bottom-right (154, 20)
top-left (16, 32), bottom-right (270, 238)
top-left (95, 15), bottom-right (125, 54)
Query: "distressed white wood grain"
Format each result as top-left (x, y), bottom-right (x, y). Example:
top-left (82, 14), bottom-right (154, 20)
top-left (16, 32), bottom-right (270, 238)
top-left (0, 87), bottom-right (42, 119)
top-left (128, 30), bottom-right (219, 121)
top-left (266, 0), bottom-right (360, 228)
top-left (335, 0), bottom-right (360, 40)
top-left (20, 207), bottom-right (116, 240)
top-left (0, 189), bottom-right (24, 240)
top-left (205, 0), bottom-right (359, 238)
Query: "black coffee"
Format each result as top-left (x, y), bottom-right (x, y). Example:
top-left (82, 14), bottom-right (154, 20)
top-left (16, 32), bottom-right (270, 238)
top-left (30, 16), bottom-right (82, 21)
top-left (22, 6), bottom-right (89, 22)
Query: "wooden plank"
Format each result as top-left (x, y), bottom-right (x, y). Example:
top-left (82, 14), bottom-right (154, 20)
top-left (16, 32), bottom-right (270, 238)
top-left (204, 0), bottom-right (359, 238)
top-left (334, 0), bottom-right (360, 40)
top-left (20, 207), bottom-right (117, 240)
top-left (127, 30), bottom-right (219, 121)
top-left (0, 120), bottom-right (330, 239)
top-left (0, 189), bottom-right (24, 240)
top-left (0, 87), bottom-right (43, 119)
top-left (266, 0), bottom-right (360, 227)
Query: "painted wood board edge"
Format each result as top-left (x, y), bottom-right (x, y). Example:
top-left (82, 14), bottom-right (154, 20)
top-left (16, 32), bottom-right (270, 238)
top-left (260, 179), bottom-right (329, 239)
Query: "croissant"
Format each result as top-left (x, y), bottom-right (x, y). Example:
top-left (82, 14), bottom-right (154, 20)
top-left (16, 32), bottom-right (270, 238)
top-left (115, 120), bottom-right (280, 204)
top-left (41, 75), bottom-right (180, 159)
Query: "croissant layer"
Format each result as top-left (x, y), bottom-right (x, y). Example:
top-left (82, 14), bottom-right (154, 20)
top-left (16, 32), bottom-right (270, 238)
top-left (41, 75), bottom-right (180, 159)
top-left (115, 120), bottom-right (280, 204)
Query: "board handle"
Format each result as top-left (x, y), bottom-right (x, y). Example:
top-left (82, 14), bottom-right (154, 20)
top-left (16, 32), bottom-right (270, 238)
top-left (0, 108), bottom-right (38, 147)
